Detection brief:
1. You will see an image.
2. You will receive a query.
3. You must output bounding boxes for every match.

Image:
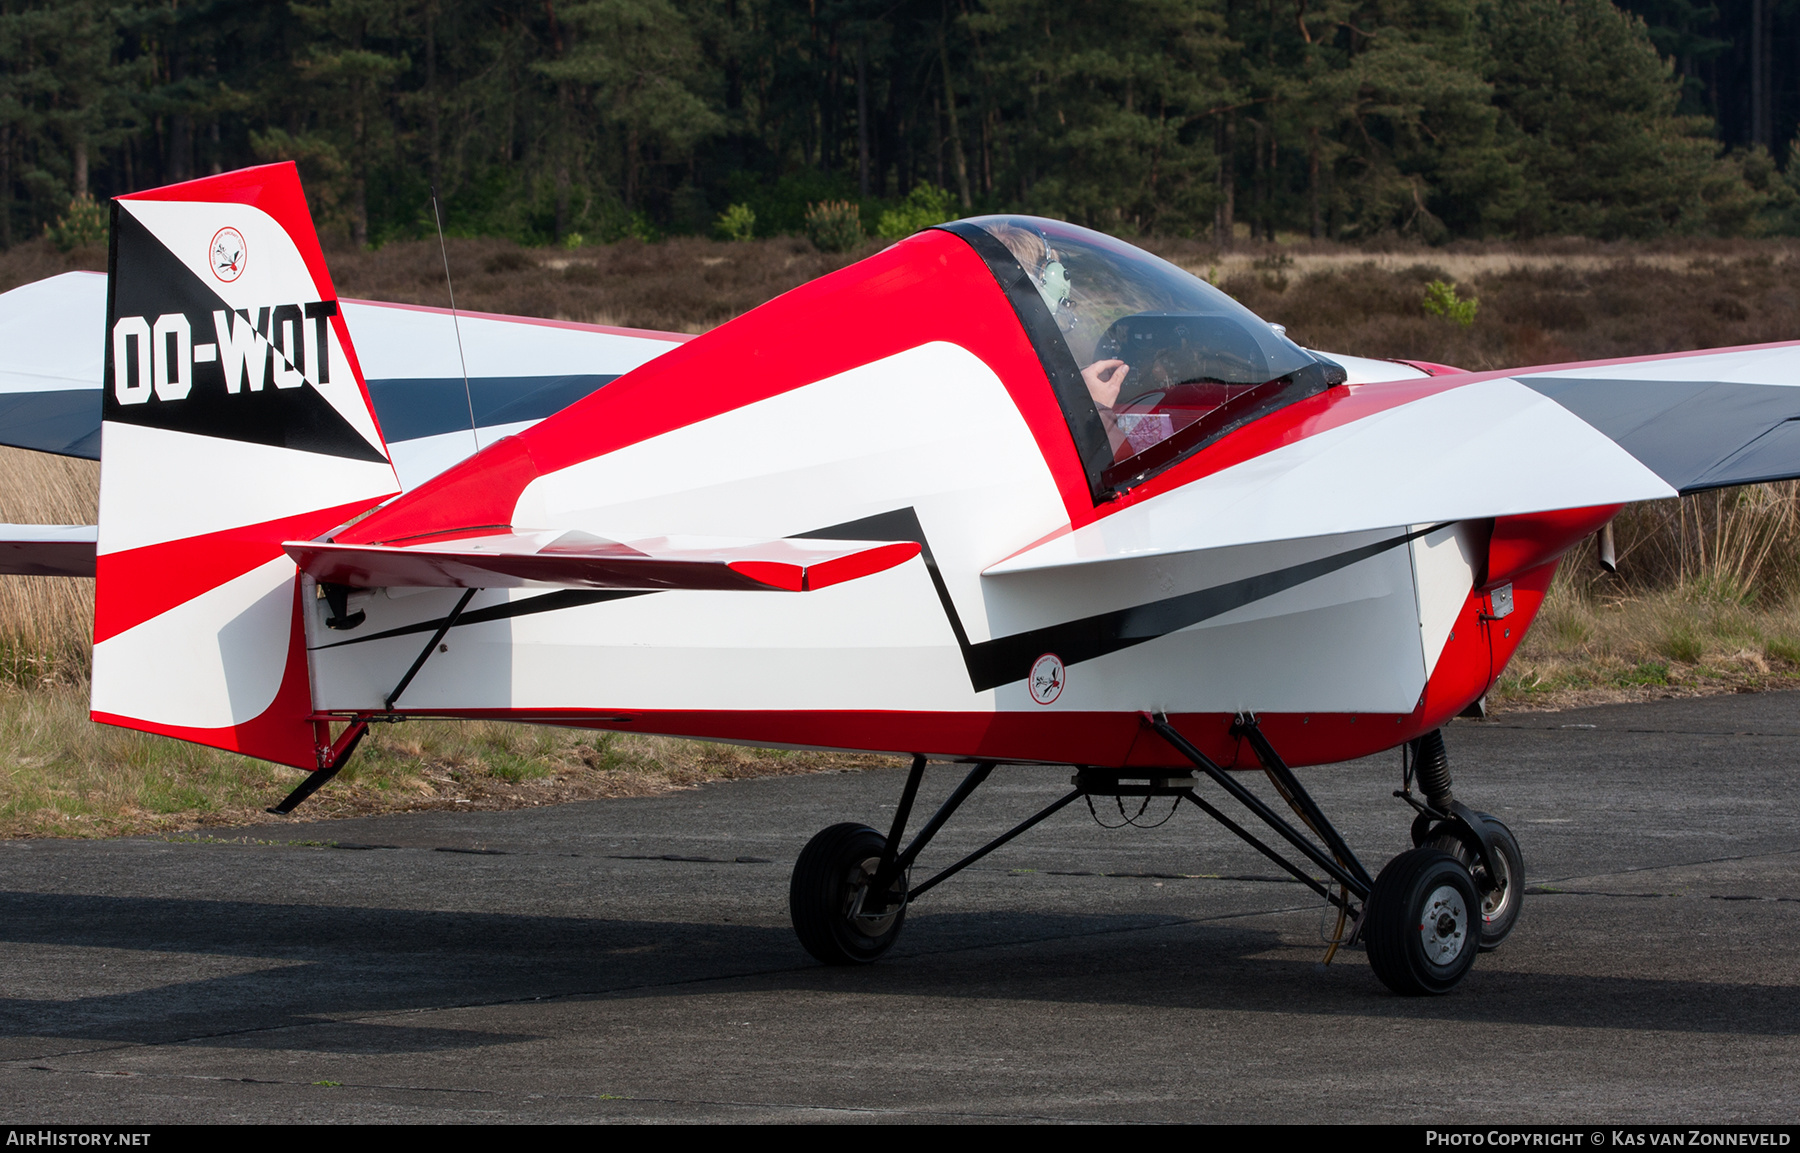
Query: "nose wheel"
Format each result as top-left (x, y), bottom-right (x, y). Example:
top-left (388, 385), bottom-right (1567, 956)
top-left (1366, 847), bottom-right (1481, 995)
top-left (1429, 811), bottom-right (1524, 950)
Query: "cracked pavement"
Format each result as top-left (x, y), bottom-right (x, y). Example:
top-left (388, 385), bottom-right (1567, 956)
top-left (3, 692), bottom-right (1799, 1122)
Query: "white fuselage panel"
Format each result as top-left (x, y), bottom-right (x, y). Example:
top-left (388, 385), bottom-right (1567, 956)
top-left (308, 342), bottom-right (1465, 718)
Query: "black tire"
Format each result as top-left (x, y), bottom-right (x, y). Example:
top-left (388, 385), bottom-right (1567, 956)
top-left (1366, 847), bottom-right (1481, 996)
top-left (789, 823), bottom-right (907, 965)
top-left (1429, 811), bottom-right (1525, 951)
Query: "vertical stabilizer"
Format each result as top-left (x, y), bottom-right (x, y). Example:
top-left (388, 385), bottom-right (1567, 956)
top-left (92, 163), bottom-right (399, 768)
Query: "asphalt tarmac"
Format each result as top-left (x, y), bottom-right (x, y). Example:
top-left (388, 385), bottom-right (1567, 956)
top-left (3, 692), bottom-right (1799, 1124)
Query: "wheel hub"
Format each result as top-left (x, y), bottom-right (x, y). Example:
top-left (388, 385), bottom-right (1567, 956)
top-left (1476, 850), bottom-right (1514, 922)
top-left (844, 856), bottom-right (905, 936)
top-left (1418, 884), bottom-right (1469, 965)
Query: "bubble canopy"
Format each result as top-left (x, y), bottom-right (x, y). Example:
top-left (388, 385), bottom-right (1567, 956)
top-left (937, 216), bottom-right (1343, 501)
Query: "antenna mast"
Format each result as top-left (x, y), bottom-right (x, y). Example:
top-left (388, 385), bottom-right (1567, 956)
top-left (430, 186), bottom-right (479, 452)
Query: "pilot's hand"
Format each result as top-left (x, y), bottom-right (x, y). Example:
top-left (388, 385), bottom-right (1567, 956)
top-left (1082, 359), bottom-right (1129, 408)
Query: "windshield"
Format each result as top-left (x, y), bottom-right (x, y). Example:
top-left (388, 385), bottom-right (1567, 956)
top-left (939, 216), bottom-right (1341, 499)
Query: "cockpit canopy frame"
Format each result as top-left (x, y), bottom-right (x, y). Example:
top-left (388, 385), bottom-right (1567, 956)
top-left (938, 216), bottom-right (1344, 503)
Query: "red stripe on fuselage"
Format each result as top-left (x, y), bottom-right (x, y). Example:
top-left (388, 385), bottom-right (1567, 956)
top-left (315, 701), bottom-right (1437, 770)
top-left (91, 581), bottom-right (320, 769)
top-left (339, 230), bottom-right (1092, 544)
top-left (93, 497), bottom-right (383, 644)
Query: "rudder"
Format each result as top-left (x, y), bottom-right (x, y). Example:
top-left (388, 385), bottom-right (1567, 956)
top-left (91, 163), bottom-right (399, 768)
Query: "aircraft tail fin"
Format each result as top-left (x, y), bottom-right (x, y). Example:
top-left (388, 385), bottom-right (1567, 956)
top-left (91, 163), bottom-right (400, 769)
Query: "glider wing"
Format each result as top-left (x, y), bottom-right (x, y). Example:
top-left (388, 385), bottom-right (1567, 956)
top-left (0, 272), bottom-right (106, 458)
top-left (0, 270), bottom-right (688, 487)
top-left (0, 524), bottom-right (97, 577)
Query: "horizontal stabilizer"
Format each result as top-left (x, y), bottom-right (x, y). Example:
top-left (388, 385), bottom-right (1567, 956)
top-left (285, 530), bottom-right (921, 592)
top-left (0, 524), bottom-right (97, 576)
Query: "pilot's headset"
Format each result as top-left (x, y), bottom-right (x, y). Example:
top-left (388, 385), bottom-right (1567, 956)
top-left (996, 221), bottom-right (1073, 321)
top-left (1032, 236), bottom-right (1072, 317)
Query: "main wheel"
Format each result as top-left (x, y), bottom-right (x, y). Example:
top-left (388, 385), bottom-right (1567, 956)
top-left (1365, 847), bottom-right (1481, 996)
top-left (789, 823), bottom-right (907, 965)
top-left (1429, 812), bottom-right (1525, 951)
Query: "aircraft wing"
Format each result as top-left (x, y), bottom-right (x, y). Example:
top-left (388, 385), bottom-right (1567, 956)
top-left (0, 271), bottom-right (688, 488)
top-left (0, 524), bottom-right (97, 577)
top-left (988, 341), bottom-right (1800, 575)
top-left (286, 531), bottom-right (921, 592)
top-left (0, 273), bottom-right (106, 457)
top-left (1511, 342), bottom-right (1800, 492)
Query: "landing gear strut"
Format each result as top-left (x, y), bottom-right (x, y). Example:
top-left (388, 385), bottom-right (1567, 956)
top-left (787, 719), bottom-right (1521, 995)
top-left (1399, 729), bottom-right (1526, 951)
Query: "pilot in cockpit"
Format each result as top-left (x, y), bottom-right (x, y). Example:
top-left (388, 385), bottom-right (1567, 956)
top-left (989, 224), bottom-right (1132, 416)
top-left (976, 215), bottom-right (1336, 470)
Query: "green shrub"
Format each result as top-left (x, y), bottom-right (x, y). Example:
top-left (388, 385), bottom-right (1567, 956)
top-left (804, 199), bottom-right (864, 253)
top-left (46, 194), bottom-right (108, 252)
top-left (715, 202), bottom-right (757, 242)
top-left (1658, 626), bottom-right (1704, 663)
top-left (875, 183), bottom-right (956, 240)
top-left (607, 211), bottom-right (658, 244)
top-left (1620, 661), bottom-right (1671, 686)
top-left (1765, 636), bottom-right (1800, 665)
top-left (1422, 279), bottom-right (1479, 326)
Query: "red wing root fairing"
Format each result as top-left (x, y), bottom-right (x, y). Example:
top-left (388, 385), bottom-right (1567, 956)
top-left (56, 176), bottom-right (1800, 993)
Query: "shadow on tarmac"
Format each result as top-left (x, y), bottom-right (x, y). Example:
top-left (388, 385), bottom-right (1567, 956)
top-left (5, 888), bottom-right (1796, 1053)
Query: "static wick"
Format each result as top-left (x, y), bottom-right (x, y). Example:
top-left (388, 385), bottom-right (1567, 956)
top-left (430, 186), bottom-right (479, 451)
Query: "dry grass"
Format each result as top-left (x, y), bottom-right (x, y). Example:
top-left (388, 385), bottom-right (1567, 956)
top-left (1493, 486), bottom-right (1800, 711)
top-left (1497, 570), bottom-right (1800, 711)
top-left (0, 683), bottom-right (901, 838)
top-left (0, 446), bottom-right (97, 686)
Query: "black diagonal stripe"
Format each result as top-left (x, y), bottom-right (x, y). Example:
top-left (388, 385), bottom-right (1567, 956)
top-left (312, 511), bottom-right (1434, 692)
top-left (104, 206), bottom-right (387, 462)
top-left (309, 588), bottom-right (652, 650)
top-left (803, 514), bottom-right (1440, 692)
top-left (963, 525), bottom-right (1440, 690)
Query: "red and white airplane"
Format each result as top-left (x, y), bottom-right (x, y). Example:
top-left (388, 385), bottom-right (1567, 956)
top-left (9, 163), bottom-right (1800, 995)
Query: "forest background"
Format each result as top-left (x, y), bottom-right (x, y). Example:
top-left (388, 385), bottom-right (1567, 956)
top-left (8, 0), bottom-right (1800, 250)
